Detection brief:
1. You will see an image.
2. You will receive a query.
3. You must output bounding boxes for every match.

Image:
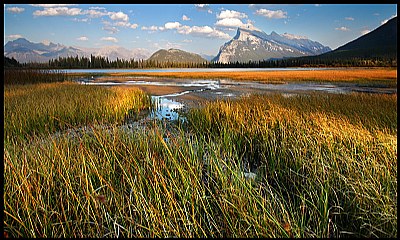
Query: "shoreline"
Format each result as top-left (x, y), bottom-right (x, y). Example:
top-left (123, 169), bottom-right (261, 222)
top-left (67, 68), bottom-right (397, 85)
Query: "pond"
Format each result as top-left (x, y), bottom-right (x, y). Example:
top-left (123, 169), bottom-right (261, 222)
top-left (77, 76), bottom-right (397, 122)
top-left (64, 67), bottom-right (336, 74)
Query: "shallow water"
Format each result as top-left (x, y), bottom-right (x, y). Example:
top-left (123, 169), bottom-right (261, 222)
top-left (78, 76), bottom-right (397, 122)
top-left (150, 96), bottom-right (184, 121)
top-left (65, 67), bottom-right (334, 74)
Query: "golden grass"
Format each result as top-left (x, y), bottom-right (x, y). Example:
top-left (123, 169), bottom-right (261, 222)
top-left (4, 91), bottom-right (397, 237)
top-left (4, 82), bottom-right (151, 142)
top-left (99, 68), bottom-right (397, 83)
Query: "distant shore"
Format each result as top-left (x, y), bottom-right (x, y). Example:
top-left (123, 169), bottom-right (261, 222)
top-left (68, 68), bottom-right (397, 86)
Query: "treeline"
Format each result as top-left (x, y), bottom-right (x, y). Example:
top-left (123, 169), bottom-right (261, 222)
top-left (4, 56), bottom-right (21, 68)
top-left (5, 54), bottom-right (397, 69)
top-left (26, 55), bottom-right (209, 69)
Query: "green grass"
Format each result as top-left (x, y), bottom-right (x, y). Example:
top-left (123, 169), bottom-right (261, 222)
top-left (3, 80), bottom-right (397, 237)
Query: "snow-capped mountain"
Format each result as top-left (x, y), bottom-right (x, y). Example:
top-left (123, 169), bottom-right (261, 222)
top-left (212, 28), bottom-right (331, 63)
top-left (4, 38), bottom-right (151, 63)
top-left (4, 38), bottom-right (85, 63)
top-left (78, 46), bottom-right (151, 61)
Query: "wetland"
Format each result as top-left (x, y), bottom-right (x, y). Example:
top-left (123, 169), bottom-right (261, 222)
top-left (4, 68), bottom-right (397, 238)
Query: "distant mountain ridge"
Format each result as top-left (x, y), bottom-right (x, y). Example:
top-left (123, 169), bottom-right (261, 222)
top-left (4, 38), bottom-right (151, 63)
top-left (212, 27), bottom-right (331, 63)
top-left (318, 16), bottom-right (397, 59)
top-left (5, 17), bottom-right (396, 65)
top-left (148, 48), bottom-right (208, 63)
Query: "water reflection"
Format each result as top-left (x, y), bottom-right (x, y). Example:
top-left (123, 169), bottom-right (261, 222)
top-left (78, 76), bottom-right (396, 123)
top-left (150, 96), bottom-right (184, 121)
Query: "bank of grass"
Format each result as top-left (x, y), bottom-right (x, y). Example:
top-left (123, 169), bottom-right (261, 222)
top-left (188, 93), bottom-right (397, 236)
top-left (4, 82), bottom-right (397, 237)
top-left (4, 68), bottom-right (67, 85)
top-left (99, 68), bottom-right (397, 86)
top-left (4, 82), bottom-right (151, 142)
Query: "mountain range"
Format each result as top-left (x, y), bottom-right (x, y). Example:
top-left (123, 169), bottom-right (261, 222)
top-left (212, 28), bottom-right (331, 63)
top-left (4, 17), bottom-right (397, 64)
top-left (4, 38), bottom-right (151, 63)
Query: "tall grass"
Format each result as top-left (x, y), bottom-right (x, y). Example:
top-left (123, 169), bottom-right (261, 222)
top-left (187, 93), bottom-right (397, 237)
top-left (4, 82), bottom-right (152, 142)
top-left (4, 69), bottom-right (67, 85)
top-left (107, 68), bottom-right (397, 85)
top-left (3, 84), bottom-right (397, 237)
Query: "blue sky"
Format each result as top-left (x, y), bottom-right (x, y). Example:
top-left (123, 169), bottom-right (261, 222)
top-left (4, 4), bottom-right (397, 56)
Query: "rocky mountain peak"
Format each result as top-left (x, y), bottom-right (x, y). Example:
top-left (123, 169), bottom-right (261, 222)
top-left (212, 27), bottom-right (331, 63)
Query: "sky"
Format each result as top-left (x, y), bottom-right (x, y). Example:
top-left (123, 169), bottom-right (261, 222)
top-left (4, 4), bottom-right (397, 56)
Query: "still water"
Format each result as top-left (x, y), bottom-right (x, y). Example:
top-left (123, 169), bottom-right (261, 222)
top-left (77, 76), bottom-right (396, 122)
top-left (64, 67), bottom-right (334, 74)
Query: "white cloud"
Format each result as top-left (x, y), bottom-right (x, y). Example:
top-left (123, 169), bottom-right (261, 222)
top-left (101, 37), bottom-right (118, 43)
top-left (33, 7), bottom-right (83, 16)
top-left (7, 34), bottom-right (23, 40)
top-left (255, 9), bottom-right (287, 19)
top-left (7, 7), bottom-right (25, 14)
top-left (142, 25), bottom-right (160, 31)
top-left (345, 17), bottom-right (354, 21)
top-left (335, 26), bottom-right (350, 31)
top-left (85, 9), bottom-right (107, 18)
top-left (89, 7), bottom-right (106, 10)
top-left (182, 39), bottom-right (192, 43)
top-left (108, 11), bottom-right (129, 22)
top-left (217, 10), bottom-right (247, 19)
top-left (77, 36), bottom-right (89, 41)
top-left (361, 30), bottom-right (371, 35)
top-left (114, 21), bottom-right (130, 27)
top-left (179, 25), bottom-right (213, 34)
top-left (102, 25), bottom-right (119, 34)
top-left (30, 6), bottom-right (138, 31)
top-left (72, 18), bottom-right (89, 22)
top-left (215, 9), bottom-right (256, 30)
top-left (101, 11), bottom-right (138, 31)
top-left (30, 4), bottom-right (77, 8)
top-left (215, 18), bottom-right (246, 28)
top-left (182, 15), bottom-right (190, 21)
top-left (130, 23), bottom-right (138, 29)
top-left (143, 21), bottom-right (230, 40)
top-left (381, 14), bottom-right (397, 25)
top-left (177, 25), bottom-right (230, 39)
top-left (194, 4), bottom-right (212, 14)
top-left (165, 21), bottom-right (181, 29)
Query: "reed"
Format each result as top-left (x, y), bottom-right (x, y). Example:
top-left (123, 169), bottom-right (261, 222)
top-left (4, 69), bottom-right (67, 85)
top-left (3, 82), bottom-right (397, 237)
top-left (103, 68), bottom-right (397, 86)
top-left (4, 82), bottom-right (151, 142)
top-left (186, 93), bottom-right (397, 237)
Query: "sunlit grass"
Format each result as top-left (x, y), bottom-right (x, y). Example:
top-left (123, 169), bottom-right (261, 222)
top-left (99, 68), bottom-right (397, 86)
top-left (4, 82), bottom-right (151, 142)
top-left (186, 93), bottom-right (397, 237)
top-left (4, 80), bottom-right (396, 238)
